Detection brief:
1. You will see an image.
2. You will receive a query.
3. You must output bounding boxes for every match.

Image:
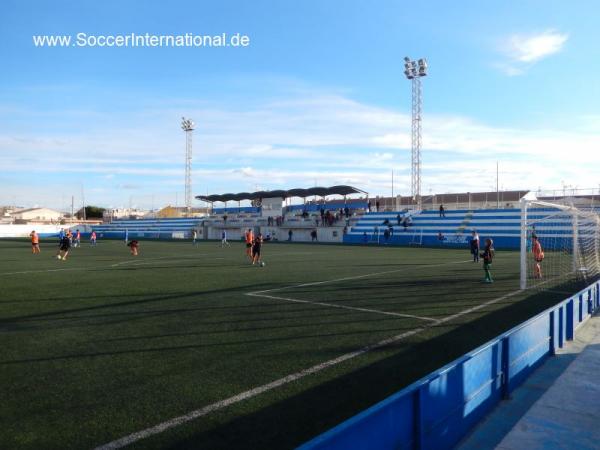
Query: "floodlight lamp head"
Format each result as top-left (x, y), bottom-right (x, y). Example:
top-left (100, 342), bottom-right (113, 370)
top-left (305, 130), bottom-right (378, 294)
top-left (418, 58), bottom-right (428, 76)
top-left (181, 117), bottom-right (195, 131)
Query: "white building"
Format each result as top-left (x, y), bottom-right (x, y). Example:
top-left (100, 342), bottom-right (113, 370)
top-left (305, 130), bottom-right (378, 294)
top-left (11, 207), bottom-right (63, 222)
top-left (103, 208), bottom-right (149, 221)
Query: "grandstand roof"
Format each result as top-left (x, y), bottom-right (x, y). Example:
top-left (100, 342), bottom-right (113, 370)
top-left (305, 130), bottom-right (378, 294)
top-left (196, 185), bottom-right (367, 203)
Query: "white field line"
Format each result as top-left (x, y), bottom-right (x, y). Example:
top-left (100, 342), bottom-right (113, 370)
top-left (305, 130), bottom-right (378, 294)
top-left (95, 272), bottom-right (522, 450)
top-left (0, 266), bottom-right (91, 276)
top-left (250, 259), bottom-right (472, 295)
top-left (247, 292), bottom-right (438, 322)
top-left (245, 259), bottom-right (471, 321)
top-left (94, 326), bottom-right (427, 450)
top-left (0, 254), bottom-right (210, 276)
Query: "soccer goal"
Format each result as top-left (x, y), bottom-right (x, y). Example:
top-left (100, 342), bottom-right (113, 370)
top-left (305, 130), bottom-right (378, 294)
top-left (520, 196), bottom-right (600, 290)
top-left (370, 227), bottom-right (381, 244)
top-left (409, 228), bottom-right (423, 246)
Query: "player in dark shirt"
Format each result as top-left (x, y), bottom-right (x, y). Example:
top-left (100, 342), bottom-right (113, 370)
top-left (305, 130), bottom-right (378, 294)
top-left (252, 233), bottom-right (264, 265)
top-left (57, 235), bottom-right (71, 260)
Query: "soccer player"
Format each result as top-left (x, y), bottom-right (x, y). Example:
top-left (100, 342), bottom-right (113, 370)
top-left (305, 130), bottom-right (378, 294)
top-left (127, 240), bottom-right (139, 256)
top-left (192, 229), bottom-right (197, 245)
top-left (532, 236), bottom-right (544, 279)
top-left (480, 238), bottom-right (494, 283)
top-left (74, 229), bottom-right (81, 248)
top-left (55, 228), bottom-right (65, 257)
top-left (57, 233), bottom-right (71, 260)
top-left (30, 230), bottom-right (40, 254)
top-left (90, 230), bottom-right (97, 246)
top-left (252, 232), bottom-right (264, 265)
top-left (221, 229), bottom-right (230, 247)
top-left (244, 228), bottom-right (254, 261)
top-left (470, 230), bottom-right (480, 262)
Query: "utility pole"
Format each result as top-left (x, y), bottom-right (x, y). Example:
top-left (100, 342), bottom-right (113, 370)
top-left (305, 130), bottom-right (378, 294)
top-left (496, 161), bottom-right (500, 208)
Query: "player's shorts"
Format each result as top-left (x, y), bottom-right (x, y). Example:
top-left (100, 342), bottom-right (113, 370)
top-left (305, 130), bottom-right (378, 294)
top-left (60, 244), bottom-right (70, 251)
top-left (252, 246), bottom-right (261, 256)
top-left (246, 243), bottom-right (252, 248)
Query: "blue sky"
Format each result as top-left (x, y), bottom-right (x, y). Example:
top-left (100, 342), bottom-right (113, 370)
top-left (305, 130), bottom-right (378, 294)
top-left (1, 0), bottom-right (599, 210)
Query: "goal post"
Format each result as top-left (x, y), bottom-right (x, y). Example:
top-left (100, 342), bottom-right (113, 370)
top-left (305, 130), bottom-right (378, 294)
top-left (520, 196), bottom-right (600, 290)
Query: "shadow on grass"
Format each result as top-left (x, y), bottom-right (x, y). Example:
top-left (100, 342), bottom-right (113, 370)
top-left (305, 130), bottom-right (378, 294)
top-left (148, 280), bottom-right (590, 450)
top-left (0, 324), bottom-right (418, 365)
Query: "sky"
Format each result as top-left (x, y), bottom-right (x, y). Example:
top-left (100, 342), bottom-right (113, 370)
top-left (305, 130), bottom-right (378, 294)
top-left (1, 0), bottom-right (599, 211)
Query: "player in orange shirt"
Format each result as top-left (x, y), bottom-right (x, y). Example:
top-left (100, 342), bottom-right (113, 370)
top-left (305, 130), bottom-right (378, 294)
top-left (30, 230), bottom-right (40, 254)
top-left (244, 228), bottom-right (254, 261)
top-left (531, 236), bottom-right (544, 279)
top-left (127, 240), bottom-right (139, 256)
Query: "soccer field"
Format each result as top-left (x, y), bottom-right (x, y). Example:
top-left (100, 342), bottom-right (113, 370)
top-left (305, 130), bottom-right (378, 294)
top-left (0, 238), bottom-right (575, 449)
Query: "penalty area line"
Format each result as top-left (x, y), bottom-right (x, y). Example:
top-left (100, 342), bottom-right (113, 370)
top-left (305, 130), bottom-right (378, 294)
top-left (246, 291), bottom-right (438, 322)
top-left (251, 259), bottom-right (473, 295)
top-left (95, 286), bottom-right (524, 449)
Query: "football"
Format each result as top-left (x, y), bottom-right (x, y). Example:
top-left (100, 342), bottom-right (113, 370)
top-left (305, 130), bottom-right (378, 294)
top-left (56, 255), bottom-right (62, 260)
top-left (260, 261), bottom-right (265, 267)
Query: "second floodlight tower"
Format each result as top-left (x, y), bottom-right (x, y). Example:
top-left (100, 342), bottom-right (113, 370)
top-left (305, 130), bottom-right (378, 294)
top-left (404, 56), bottom-right (427, 209)
top-left (181, 117), bottom-right (195, 217)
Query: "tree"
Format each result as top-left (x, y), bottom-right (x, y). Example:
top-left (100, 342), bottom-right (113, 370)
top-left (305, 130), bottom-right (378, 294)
top-left (76, 206), bottom-right (105, 219)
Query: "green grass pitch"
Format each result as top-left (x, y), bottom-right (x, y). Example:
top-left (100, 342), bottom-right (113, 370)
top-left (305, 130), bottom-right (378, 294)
top-left (0, 238), bottom-right (575, 449)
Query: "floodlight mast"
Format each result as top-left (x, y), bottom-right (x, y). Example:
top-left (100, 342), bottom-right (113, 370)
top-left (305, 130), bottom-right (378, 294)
top-left (181, 117), bottom-right (195, 217)
top-left (404, 56), bottom-right (427, 210)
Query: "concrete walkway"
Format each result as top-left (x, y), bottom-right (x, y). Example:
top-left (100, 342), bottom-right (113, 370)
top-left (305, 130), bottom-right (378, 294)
top-left (457, 314), bottom-right (600, 450)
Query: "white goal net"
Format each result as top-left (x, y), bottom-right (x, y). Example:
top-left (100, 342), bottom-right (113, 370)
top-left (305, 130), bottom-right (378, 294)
top-left (520, 197), bottom-right (600, 290)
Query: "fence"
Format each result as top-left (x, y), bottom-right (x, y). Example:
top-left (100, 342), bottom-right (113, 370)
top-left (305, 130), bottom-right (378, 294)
top-left (299, 281), bottom-right (600, 450)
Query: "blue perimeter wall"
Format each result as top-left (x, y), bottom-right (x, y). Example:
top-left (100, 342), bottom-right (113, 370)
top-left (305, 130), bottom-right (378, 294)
top-left (298, 280), bottom-right (600, 450)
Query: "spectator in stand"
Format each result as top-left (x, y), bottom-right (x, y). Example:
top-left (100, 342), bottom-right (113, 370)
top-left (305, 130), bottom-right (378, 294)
top-left (344, 206), bottom-right (350, 218)
top-left (343, 225), bottom-right (348, 235)
top-left (311, 229), bottom-right (318, 242)
top-left (362, 231), bottom-right (368, 243)
top-left (383, 228), bottom-right (390, 243)
top-left (223, 214), bottom-right (228, 224)
top-left (376, 200), bottom-right (380, 212)
top-left (439, 204), bottom-right (445, 218)
top-left (367, 200), bottom-right (372, 212)
top-left (288, 229), bottom-right (293, 241)
top-left (315, 217), bottom-right (320, 226)
top-left (396, 214), bottom-right (402, 225)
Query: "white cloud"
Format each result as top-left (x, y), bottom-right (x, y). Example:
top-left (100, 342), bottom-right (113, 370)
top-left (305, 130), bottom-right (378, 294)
top-left (508, 30), bottom-right (568, 62)
top-left (1, 88), bottom-right (598, 209)
top-left (496, 30), bottom-right (568, 76)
